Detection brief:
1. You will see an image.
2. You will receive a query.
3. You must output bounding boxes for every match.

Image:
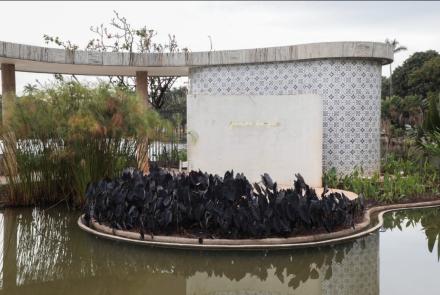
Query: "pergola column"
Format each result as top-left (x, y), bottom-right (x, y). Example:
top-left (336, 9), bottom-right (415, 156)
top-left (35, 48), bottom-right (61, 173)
top-left (1, 63), bottom-right (16, 128)
top-left (136, 71), bottom-right (150, 108)
top-left (135, 71), bottom-right (150, 174)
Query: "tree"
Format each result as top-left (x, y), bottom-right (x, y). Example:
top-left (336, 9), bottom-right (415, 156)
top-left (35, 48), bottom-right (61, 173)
top-left (408, 56), bottom-right (440, 99)
top-left (157, 86), bottom-right (187, 127)
top-left (385, 38), bottom-right (407, 98)
top-left (381, 95), bottom-right (425, 129)
top-left (391, 50), bottom-right (439, 98)
top-left (423, 92), bottom-right (440, 132)
top-left (381, 76), bottom-right (390, 100)
top-left (43, 10), bottom-right (188, 110)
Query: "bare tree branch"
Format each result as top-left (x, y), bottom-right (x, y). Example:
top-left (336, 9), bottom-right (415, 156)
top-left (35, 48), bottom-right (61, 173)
top-left (43, 10), bottom-right (188, 110)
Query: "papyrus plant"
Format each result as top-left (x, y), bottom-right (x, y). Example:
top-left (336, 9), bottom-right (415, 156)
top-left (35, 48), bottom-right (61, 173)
top-left (1, 82), bottom-right (169, 206)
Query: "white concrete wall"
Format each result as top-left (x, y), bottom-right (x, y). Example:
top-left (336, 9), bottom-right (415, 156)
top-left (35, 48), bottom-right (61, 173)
top-left (187, 94), bottom-right (323, 188)
top-left (189, 60), bottom-right (382, 175)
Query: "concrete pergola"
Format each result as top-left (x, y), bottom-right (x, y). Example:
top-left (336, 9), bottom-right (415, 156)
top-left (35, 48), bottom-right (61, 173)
top-left (0, 40), bottom-right (392, 95)
top-left (0, 40), bottom-right (393, 184)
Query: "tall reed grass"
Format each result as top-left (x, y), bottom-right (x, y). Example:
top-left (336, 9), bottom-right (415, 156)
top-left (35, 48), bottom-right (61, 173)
top-left (0, 82), bottom-right (168, 207)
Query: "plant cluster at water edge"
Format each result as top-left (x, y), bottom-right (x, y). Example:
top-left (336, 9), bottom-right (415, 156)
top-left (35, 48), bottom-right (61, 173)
top-left (0, 82), bottom-right (170, 206)
top-left (323, 153), bottom-right (439, 203)
top-left (84, 167), bottom-right (364, 239)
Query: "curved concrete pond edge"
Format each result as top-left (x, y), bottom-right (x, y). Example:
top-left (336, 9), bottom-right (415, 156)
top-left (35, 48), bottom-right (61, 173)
top-left (78, 199), bottom-right (440, 250)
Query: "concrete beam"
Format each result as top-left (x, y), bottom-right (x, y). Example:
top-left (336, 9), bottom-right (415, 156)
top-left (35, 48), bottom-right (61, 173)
top-left (0, 41), bottom-right (394, 77)
top-left (1, 63), bottom-right (16, 128)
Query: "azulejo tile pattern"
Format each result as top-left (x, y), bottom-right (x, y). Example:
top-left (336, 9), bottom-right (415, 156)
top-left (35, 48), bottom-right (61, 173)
top-left (322, 233), bottom-right (379, 295)
top-left (189, 59), bottom-right (382, 175)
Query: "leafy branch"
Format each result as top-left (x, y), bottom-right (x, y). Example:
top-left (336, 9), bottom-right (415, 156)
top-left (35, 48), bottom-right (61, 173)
top-left (43, 10), bottom-right (189, 109)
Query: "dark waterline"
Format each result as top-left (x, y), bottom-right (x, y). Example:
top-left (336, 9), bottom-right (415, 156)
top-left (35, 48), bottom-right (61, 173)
top-left (0, 206), bottom-right (439, 295)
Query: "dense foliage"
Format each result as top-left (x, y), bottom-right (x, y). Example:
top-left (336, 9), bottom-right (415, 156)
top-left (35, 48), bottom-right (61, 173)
top-left (323, 153), bottom-right (440, 203)
top-left (1, 82), bottom-right (168, 206)
top-left (157, 86), bottom-right (187, 127)
top-left (389, 50), bottom-right (439, 99)
top-left (381, 49), bottom-right (440, 132)
top-left (84, 167), bottom-right (364, 239)
top-left (381, 48), bottom-right (440, 170)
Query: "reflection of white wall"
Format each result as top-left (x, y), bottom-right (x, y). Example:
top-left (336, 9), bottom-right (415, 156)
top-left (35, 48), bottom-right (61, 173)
top-left (185, 233), bottom-right (379, 295)
top-left (186, 268), bottom-right (322, 295)
top-left (187, 94), bottom-right (323, 187)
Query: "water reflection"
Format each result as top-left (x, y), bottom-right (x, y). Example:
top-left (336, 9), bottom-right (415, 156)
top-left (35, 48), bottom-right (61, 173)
top-left (0, 207), bottom-right (379, 295)
top-left (380, 207), bottom-right (440, 294)
top-left (382, 207), bottom-right (440, 260)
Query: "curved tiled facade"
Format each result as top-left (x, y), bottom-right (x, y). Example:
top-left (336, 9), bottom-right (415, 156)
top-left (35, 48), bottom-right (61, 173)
top-left (189, 59), bottom-right (382, 174)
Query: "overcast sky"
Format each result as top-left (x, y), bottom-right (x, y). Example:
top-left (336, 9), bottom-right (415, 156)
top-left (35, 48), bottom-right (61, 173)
top-left (1, 1), bottom-right (439, 94)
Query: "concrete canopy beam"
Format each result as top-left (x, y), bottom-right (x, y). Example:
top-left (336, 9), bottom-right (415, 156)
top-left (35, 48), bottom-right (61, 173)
top-left (0, 41), bottom-right (393, 77)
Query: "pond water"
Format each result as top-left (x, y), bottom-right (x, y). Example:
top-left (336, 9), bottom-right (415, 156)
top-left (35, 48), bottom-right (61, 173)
top-left (0, 206), bottom-right (439, 295)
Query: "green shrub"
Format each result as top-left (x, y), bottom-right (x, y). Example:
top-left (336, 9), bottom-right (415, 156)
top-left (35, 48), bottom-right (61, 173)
top-left (1, 82), bottom-right (167, 206)
top-left (423, 92), bottom-right (440, 132)
top-left (421, 131), bottom-right (440, 158)
top-left (323, 154), bottom-right (439, 203)
top-left (418, 92), bottom-right (440, 161)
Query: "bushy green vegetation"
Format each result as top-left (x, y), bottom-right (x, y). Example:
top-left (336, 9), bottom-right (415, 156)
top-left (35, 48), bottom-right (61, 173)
top-left (323, 154), bottom-right (439, 203)
top-left (382, 50), bottom-right (440, 132)
top-left (378, 47), bottom-right (440, 204)
top-left (385, 50), bottom-right (439, 99)
top-left (156, 146), bottom-right (187, 164)
top-left (420, 131), bottom-right (440, 158)
top-left (1, 82), bottom-right (168, 206)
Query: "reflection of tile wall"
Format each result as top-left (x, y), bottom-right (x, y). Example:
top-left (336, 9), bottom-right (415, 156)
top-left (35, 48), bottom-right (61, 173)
top-left (189, 59), bottom-right (382, 174)
top-left (322, 233), bottom-right (379, 295)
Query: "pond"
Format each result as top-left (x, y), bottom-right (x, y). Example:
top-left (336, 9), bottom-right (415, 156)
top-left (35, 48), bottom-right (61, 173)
top-left (0, 206), bottom-right (439, 295)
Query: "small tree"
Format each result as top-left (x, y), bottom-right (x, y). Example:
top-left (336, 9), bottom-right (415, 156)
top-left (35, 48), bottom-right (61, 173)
top-left (385, 38), bottom-right (407, 98)
top-left (44, 10), bottom-right (189, 110)
top-left (391, 50), bottom-right (439, 98)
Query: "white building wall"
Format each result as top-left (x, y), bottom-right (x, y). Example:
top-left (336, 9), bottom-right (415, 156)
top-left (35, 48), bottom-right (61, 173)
top-left (189, 59), bottom-right (382, 175)
top-left (187, 94), bottom-right (322, 187)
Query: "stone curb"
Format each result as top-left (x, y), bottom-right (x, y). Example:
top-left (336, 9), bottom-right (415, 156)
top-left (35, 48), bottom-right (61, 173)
top-left (77, 199), bottom-right (440, 250)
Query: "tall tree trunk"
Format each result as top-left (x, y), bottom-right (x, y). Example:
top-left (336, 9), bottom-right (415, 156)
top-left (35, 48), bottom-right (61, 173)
top-left (389, 63), bottom-right (393, 98)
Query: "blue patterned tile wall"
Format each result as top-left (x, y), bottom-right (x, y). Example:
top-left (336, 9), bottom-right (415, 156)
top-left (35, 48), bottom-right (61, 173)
top-left (189, 59), bottom-right (382, 175)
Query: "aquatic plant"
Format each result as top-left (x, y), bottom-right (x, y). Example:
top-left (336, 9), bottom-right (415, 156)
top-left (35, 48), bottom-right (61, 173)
top-left (84, 167), bottom-right (364, 239)
top-left (0, 82), bottom-right (168, 206)
top-left (323, 153), bottom-right (440, 203)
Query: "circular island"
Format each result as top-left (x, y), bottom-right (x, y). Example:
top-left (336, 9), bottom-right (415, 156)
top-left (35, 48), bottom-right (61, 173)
top-left (77, 168), bottom-right (440, 250)
top-left (78, 198), bottom-right (440, 250)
